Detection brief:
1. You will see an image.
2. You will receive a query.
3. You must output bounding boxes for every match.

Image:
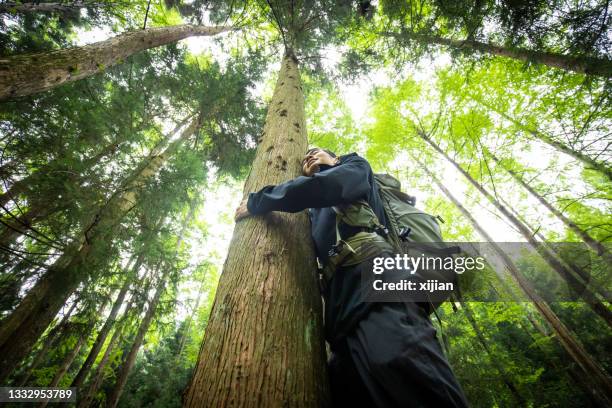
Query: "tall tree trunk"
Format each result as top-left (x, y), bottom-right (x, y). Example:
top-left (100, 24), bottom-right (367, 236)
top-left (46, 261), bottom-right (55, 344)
top-left (487, 150), bottom-right (612, 263)
top-left (78, 324), bottom-right (122, 408)
top-left (386, 31), bottom-right (612, 77)
top-left (70, 273), bottom-right (134, 389)
top-left (470, 94), bottom-right (612, 181)
top-left (0, 25), bottom-right (231, 101)
top-left (184, 51), bottom-right (329, 407)
top-left (15, 301), bottom-right (79, 386)
top-left (106, 271), bottom-right (166, 408)
top-left (0, 1), bottom-right (105, 14)
top-left (419, 131), bottom-right (612, 326)
top-left (37, 325), bottom-right (93, 408)
top-left (177, 274), bottom-right (206, 359)
top-left (78, 286), bottom-right (142, 408)
top-left (496, 191), bottom-right (612, 303)
top-left (0, 118), bottom-right (188, 251)
top-left (415, 157), bottom-right (612, 403)
top-left (0, 119), bottom-right (199, 383)
top-left (461, 302), bottom-right (525, 405)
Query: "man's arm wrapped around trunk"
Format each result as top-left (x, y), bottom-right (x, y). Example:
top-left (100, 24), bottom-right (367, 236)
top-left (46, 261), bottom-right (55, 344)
top-left (247, 154), bottom-right (372, 214)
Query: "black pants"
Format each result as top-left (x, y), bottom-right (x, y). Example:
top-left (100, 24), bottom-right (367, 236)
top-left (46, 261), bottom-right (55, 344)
top-left (328, 302), bottom-right (469, 408)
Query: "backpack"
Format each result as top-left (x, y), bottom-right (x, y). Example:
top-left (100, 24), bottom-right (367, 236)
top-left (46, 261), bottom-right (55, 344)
top-left (325, 173), bottom-right (462, 313)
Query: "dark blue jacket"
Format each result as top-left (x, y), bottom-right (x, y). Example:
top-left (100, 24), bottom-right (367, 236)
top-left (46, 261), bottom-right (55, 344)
top-left (247, 153), bottom-right (388, 265)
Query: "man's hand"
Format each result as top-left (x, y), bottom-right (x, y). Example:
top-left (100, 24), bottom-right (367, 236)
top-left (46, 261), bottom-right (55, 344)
top-left (235, 198), bottom-right (251, 221)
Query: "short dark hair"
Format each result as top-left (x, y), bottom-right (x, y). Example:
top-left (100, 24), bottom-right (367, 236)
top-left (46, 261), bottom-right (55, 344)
top-left (306, 147), bottom-right (336, 158)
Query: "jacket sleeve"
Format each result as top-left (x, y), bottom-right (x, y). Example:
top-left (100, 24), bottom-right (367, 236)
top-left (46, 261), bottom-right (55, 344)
top-left (247, 156), bottom-right (371, 214)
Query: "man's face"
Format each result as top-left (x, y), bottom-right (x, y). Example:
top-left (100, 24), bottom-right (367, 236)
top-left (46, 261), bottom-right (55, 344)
top-left (302, 149), bottom-right (337, 176)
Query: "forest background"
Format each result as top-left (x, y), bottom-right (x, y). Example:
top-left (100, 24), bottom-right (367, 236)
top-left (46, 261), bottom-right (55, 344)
top-left (0, 0), bottom-right (610, 407)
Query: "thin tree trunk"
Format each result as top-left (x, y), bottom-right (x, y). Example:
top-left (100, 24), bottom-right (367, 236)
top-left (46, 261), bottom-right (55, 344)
top-left (37, 326), bottom-right (92, 408)
top-left (0, 119), bottom-right (199, 383)
top-left (470, 94), bottom-right (612, 181)
top-left (184, 51), bottom-right (329, 407)
top-left (385, 31), bottom-right (612, 77)
top-left (496, 192), bottom-right (612, 303)
top-left (419, 131), bottom-right (612, 326)
top-left (488, 150), bottom-right (612, 263)
top-left (106, 271), bottom-right (166, 408)
top-left (0, 24), bottom-right (231, 101)
top-left (415, 157), bottom-right (612, 403)
top-left (78, 289), bottom-right (141, 407)
top-left (70, 273), bottom-right (134, 389)
top-left (78, 325), bottom-right (122, 408)
top-left (176, 274), bottom-right (206, 359)
top-left (461, 301), bottom-right (525, 405)
top-left (0, 1), bottom-right (105, 13)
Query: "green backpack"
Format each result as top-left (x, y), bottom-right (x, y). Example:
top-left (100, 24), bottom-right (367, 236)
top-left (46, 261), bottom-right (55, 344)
top-left (325, 173), bottom-right (462, 312)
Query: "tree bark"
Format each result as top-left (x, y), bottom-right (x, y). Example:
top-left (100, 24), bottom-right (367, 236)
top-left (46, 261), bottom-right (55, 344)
top-left (0, 119), bottom-right (199, 383)
top-left (105, 271), bottom-right (166, 408)
top-left (386, 31), bottom-right (612, 77)
top-left (15, 301), bottom-right (78, 386)
top-left (0, 1), bottom-right (105, 14)
top-left (78, 290), bottom-right (140, 408)
top-left (184, 51), bottom-right (329, 407)
top-left (470, 94), bottom-right (612, 181)
top-left (37, 324), bottom-right (93, 408)
top-left (70, 274), bottom-right (133, 389)
top-left (78, 325), bottom-right (122, 408)
top-left (419, 131), bottom-right (612, 326)
top-left (0, 118), bottom-right (187, 251)
top-left (0, 24), bottom-right (231, 101)
top-left (415, 157), bottom-right (612, 403)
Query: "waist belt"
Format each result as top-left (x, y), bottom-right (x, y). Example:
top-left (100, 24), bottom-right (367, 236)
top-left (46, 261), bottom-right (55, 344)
top-left (321, 231), bottom-right (394, 282)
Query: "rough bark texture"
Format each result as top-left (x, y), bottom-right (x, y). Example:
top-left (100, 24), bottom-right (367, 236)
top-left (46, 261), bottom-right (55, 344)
top-left (184, 52), bottom-right (329, 408)
top-left (471, 95), bottom-right (612, 181)
top-left (0, 120), bottom-right (198, 382)
top-left (395, 32), bottom-right (612, 77)
top-left (106, 274), bottom-right (165, 408)
top-left (0, 24), bottom-right (230, 101)
top-left (419, 132), bottom-right (612, 326)
top-left (417, 157), bottom-right (612, 403)
top-left (0, 1), bottom-right (101, 13)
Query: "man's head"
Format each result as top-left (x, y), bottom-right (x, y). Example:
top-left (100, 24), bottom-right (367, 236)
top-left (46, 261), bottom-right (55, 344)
top-left (302, 148), bottom-right (338, 176)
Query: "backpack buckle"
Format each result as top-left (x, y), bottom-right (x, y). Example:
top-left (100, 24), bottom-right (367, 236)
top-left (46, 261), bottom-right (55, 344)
top-left (399, 227), bottom-right (412, 240)
top-left (375, 226), bottom-right (389, 237)
top-left (328, 242), bottom-right (343, 257)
